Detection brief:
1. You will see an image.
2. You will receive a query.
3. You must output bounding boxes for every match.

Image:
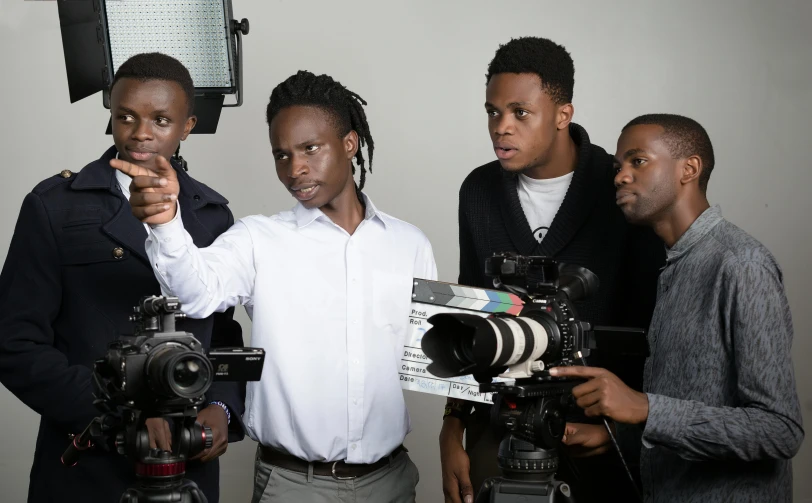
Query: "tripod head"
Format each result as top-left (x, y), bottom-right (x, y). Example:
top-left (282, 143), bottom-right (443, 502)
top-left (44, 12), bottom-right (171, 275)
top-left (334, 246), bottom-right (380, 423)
top-left (475, 378), bottom-right (577, 502)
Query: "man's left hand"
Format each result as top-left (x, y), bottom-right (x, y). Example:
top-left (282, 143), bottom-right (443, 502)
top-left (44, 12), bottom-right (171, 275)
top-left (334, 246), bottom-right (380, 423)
top-left (549, 366), bottom-right (649, 424)
top-left (190, 404), bottom-right (229, 462)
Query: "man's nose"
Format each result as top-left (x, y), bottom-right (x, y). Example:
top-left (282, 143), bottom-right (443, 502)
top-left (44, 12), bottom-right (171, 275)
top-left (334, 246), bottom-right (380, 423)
top-left (492, 115), bottom-right (514, 136)
top-left (614, 166), bottom-right (631, 188)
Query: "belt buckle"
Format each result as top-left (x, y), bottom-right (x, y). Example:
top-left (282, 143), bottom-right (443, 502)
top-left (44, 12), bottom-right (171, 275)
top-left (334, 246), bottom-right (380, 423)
top-left (331, 461), bottom-right (354, 480)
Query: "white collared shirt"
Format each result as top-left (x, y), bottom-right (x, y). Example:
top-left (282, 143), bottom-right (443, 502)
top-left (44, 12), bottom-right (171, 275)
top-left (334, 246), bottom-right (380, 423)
top-left (114, 165), bottom-right (152, 233)
top-left (145, 195), bottom-right (437, 463)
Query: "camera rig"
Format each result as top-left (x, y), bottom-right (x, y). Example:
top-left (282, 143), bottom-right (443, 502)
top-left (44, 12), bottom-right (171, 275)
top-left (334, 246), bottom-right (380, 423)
top-left (420, 253), bottom-right (646, 502)
top-left (62, 295), bottom-right (264, 503)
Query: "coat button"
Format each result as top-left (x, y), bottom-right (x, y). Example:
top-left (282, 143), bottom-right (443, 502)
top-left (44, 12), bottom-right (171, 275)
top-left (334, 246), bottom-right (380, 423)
top-left (60, 169), bottom-right (73, 178)
top-left (112, 247), bottom-right (125, 259)
top-left (193, 195), bottom-right (200, 201)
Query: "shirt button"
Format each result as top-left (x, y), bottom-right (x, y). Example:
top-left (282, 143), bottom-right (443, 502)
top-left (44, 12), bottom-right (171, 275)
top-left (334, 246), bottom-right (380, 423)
top-left (351, 278), bottom-right (357, 283)
top-left (353, 319), bottom-right (359, 324)
top-left (353, 399), bottom-right (358, 405)
top-left (351, 444), bottom-right (357, 450)
top-left (353, 359), bottom-right (359, 365)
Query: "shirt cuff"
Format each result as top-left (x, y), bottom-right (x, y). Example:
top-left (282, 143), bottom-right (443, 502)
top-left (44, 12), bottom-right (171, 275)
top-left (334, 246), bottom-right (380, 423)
top-left (146, 208), bottom-right (187, 254)
top-left (151, 201), bottom-right (181, 228)
top-left (641, 393), bottom-right (696, 449)
top-left (208, 401), bottom-right (231, 425)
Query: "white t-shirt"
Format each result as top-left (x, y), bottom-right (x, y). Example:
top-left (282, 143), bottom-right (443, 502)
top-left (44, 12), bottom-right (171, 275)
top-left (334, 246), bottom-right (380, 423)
top-left (517, 171), bottom-right (574, 243)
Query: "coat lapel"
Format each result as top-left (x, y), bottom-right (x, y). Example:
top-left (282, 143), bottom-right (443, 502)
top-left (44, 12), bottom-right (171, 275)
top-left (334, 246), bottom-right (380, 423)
top-left (70, 147), bottom-right (150, 265)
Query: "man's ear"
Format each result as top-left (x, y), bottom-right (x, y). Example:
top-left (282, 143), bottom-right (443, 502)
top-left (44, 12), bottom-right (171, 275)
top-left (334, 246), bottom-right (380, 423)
top-left (344, 130), bottom-right (359, 160)
top-left (556, 103), bottom-right (574, 131)
top-left (182, 115), bottom-right (197, 140)
top-left (680, 155), bottom-right (703, 186)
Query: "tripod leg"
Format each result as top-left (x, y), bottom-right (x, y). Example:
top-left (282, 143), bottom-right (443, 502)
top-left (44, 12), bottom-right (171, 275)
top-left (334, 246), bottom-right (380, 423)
top-left (118, 478), bottom-right (208, 503)
top-left (179, 478), bottom-right (209, 503)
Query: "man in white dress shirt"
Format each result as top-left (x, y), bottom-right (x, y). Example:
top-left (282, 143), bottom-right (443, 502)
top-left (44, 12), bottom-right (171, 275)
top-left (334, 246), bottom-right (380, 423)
top-left (112, 70), bottom-right (437, 503)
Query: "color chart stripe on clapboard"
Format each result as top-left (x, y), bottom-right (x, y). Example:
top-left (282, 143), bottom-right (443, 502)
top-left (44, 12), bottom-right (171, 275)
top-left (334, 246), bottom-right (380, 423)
top-left (413, 279), bottom-right (524, 315)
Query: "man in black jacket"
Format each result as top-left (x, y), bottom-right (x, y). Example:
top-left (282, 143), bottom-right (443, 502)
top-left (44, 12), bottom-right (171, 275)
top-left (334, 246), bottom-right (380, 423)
top-left (439, 37), bottom-right (664, 503)
top-left (0, 53), bottom-right (244, 503)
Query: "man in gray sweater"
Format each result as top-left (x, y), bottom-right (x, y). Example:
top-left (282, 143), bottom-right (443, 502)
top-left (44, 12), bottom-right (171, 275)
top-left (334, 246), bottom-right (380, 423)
top-left (552, 113), bottom-right (804, 502)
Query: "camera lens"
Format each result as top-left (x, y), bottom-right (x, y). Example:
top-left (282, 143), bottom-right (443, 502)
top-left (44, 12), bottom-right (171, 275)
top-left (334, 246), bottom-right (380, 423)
top-left (482, 316), bottom-right (549, 368)
top-left (147, 344), bottom-right (213, 399)
top-left (173, 359), bottom-right (202, 388)
top-left (422, 312), bottom-right (560, 378)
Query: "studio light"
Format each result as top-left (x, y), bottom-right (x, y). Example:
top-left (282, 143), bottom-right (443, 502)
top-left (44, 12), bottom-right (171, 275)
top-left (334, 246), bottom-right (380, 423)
top-left (57, 0), bottom-right (249, 133)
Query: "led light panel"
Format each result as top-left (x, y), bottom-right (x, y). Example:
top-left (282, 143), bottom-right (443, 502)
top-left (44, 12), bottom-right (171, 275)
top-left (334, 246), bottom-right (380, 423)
top-left (106, 0), bottom-right (233, 89)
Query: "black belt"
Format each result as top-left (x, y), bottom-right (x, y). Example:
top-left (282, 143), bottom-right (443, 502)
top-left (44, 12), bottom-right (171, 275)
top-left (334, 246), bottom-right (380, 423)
top-left (259, 444), bottom-right (406, 480)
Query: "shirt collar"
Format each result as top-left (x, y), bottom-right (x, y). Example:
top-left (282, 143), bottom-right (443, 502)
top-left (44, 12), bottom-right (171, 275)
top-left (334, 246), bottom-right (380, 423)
top-left (292, 192), bottom-right (388, 229)
top-left (114, 163), bottom-right (132, 198)
top-left (666, 204), bottom-right (724, 262)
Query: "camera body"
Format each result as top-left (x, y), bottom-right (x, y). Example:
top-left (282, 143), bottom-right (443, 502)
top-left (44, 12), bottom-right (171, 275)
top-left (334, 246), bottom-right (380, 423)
top-left (95, 296), bottom-right (213, 413)
top-left (483, 253), bottom-right (590, 379)
top-left (94, 296), bottom-right (265, 415)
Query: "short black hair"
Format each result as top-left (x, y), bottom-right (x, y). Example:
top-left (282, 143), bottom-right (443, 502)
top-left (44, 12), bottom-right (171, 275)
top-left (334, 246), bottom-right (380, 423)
top-left (111, 52), bottom-right (195, 116)
top-left (266, 70), bottom-right (374, 190)
top-left (486, 37), bottom-right (575, 104)
top-left (623, 114), bottom-right (716, 192)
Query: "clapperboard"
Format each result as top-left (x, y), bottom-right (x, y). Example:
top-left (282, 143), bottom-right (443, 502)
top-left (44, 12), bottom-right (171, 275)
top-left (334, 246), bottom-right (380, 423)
top-left (399, 278), bottom-right (523, 403)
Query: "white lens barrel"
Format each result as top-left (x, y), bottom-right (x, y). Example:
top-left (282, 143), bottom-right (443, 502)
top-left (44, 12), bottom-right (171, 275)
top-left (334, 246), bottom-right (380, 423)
top-left (486, 316), bottom-right (549, 367)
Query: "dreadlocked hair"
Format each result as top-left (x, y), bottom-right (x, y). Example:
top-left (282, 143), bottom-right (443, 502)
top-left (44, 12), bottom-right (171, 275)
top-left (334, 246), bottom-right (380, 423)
top-left (266, 70), bottom-right (374, 191)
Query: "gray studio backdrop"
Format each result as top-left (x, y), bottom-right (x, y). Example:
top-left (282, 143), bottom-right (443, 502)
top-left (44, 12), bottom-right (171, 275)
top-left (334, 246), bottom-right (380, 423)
top-left (1, 0), bottom-right (810, 501)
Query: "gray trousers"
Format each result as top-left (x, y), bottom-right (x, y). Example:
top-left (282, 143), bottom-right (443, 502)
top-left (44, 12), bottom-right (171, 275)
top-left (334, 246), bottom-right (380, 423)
top-left (251, 446), bottom-right (419, 503)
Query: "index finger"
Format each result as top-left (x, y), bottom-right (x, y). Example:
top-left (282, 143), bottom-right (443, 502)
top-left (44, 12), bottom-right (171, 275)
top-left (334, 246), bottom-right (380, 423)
top-left (110, 155), bottom-right (174, 178)
top-left (110, 158), bottom-right (157, 178)
top-left (548, 365), bottom-right (607, 378)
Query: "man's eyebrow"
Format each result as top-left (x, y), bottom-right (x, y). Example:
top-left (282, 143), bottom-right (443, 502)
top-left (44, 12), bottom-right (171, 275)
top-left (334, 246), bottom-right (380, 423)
top-left (294, 138), bottom-right (320, 148)
top-left (485, 101), bottom-right (532, 109)
top-left (616, 148), bottom-right (646, 162)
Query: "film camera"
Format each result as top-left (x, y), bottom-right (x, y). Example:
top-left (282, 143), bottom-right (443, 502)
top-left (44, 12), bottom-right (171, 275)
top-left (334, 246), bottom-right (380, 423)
top-left (62, 295), bottom-right (265, 503)
top-left (421, 253), bottom-right (647, 502)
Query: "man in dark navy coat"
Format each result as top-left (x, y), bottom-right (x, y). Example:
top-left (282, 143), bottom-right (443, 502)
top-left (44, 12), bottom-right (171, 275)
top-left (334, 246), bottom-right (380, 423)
top-left (0, 53), bottom-right (244, 503)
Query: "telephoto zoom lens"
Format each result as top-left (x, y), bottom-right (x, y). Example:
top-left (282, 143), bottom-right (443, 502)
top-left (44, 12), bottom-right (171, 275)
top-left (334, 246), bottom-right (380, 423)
top-left (146, 343), bottom-right (213, 399)
top-left (422, 312), bottom-right (558, 378)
